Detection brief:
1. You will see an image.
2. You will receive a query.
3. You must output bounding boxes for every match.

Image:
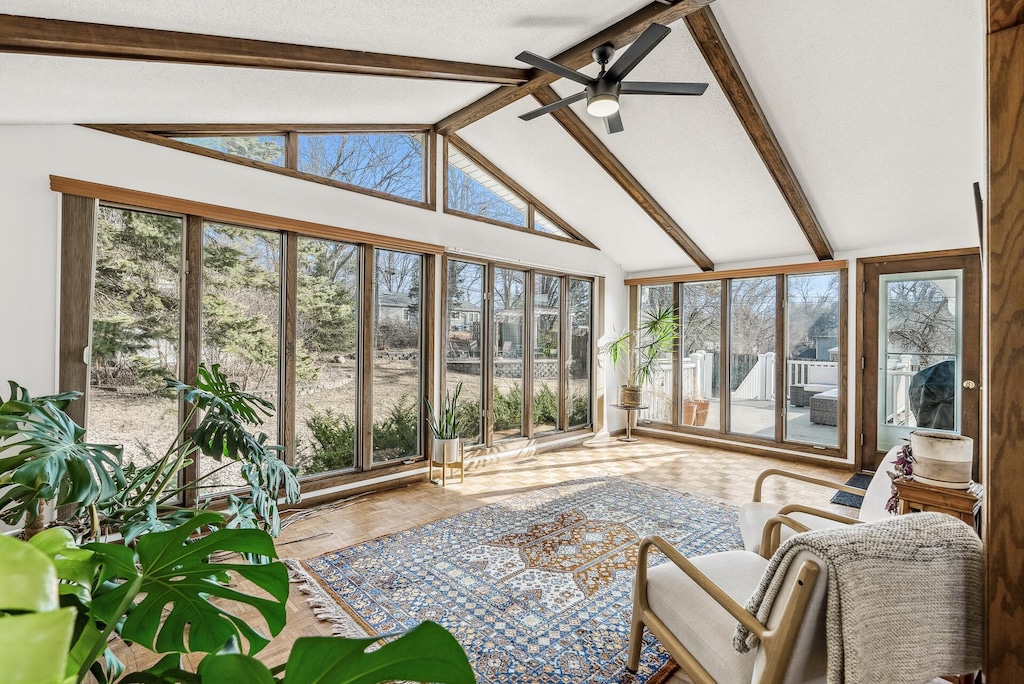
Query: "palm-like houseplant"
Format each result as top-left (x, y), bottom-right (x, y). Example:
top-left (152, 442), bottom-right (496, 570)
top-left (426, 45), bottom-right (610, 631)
top-left (604, 304), bottom-right (679, 407)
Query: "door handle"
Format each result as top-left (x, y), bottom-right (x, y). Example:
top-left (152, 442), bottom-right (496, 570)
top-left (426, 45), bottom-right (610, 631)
top-left (963, 380), bottom-right (977, 390)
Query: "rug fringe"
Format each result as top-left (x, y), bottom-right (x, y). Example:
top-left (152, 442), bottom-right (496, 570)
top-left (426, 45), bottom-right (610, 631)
top-left (648, 658), bottom-right (682, 684)
top-left (284, 559), bottom-right (367, 639)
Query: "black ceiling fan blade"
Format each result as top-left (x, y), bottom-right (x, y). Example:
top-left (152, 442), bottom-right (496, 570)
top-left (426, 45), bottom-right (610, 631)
top-left (515, 51), bottom-right (593, 86)
top-left (620, 81), bottom-right (709, 96)
top-left (518, 91), bottom-right (587, 121)
top-left (603, 110), bottom-right (624, 134)
top-left (606, 23), bottom-right (671, 82)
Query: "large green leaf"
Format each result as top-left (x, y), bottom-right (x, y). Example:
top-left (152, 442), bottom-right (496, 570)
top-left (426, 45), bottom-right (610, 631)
top-left (0, 533), bottom-right (60, 612)
top-left (198, 654), bottom-right (277, 683)
top-left (0, 382), bottom-right (123, 526)
top-left (87, 513), bottom-right (289, 655)
top-left (0, 608), bottom-right (77, 684)
top-left (283, 622), bottom-right (475, 684)
top-left (28, 527), bottom-right (97, 599)
top-left (0, 535), bottom-right (77, 684)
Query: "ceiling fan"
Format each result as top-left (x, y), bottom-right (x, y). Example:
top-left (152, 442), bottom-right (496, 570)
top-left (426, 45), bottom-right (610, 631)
top-left (516, 23), bottom-right (708, 134)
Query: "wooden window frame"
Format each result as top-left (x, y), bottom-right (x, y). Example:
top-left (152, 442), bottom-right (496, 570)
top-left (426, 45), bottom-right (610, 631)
top-left (57, 183), bottom-right (437, 504)
top-left (83, 124), bottom-right (437, 211)
top-left (628, 261), bottom-right (849, 460)
top-left (442, 134), bottom-right (597, 249)
top-left (441, 254), bottom-right (596, 455)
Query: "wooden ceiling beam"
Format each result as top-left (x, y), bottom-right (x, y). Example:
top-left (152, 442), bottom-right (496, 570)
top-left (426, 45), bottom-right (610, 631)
top-left (435, 0), bottom-right (714, 134)
top-left (532, 86), bottom-right (713, 271)
top-left (0, 14), bottom-right (530, 85)
top-left (684, 7), bottom-right (833, 260)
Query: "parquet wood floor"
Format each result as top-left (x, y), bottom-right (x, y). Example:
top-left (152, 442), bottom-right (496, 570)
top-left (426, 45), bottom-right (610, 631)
top-left (111, 435), bottom-right (859, 682)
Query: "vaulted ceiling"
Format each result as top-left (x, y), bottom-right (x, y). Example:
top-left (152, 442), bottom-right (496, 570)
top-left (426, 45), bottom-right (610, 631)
top-left (0, 0), bottom-right (985, 273)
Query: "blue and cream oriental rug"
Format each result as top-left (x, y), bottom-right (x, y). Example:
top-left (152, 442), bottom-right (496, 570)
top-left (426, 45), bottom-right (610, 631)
top-left (290, 477), bottom-right (743, 683)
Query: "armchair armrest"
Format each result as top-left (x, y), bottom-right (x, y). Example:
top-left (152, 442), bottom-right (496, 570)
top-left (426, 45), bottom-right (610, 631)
top-left (752, 468), bottom-right (866, 503)
top-left (636, 535), bottom-right (766, 638)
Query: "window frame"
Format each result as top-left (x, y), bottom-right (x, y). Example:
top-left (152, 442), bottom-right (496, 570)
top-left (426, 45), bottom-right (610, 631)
top-left (441, 254), bottom-right (596, 450)
top-left (443, 134), bottom-right (597, 249)
top-left (85, 124), bottom-right (437, 211)
top-left (626, 262), bottom-right (849, 460)
top-left (57, 184), bottom-right (438, 506)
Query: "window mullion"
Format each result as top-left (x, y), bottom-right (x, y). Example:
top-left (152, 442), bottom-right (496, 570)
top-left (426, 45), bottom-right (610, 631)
top-left (281, 233), bottom-right (298, 466)
top-left (775, 274), bottom-right (787, 443)
top-left (359, 246), bottom-right (375, 471)
top-left (181, 215), bottom-right (203, 506)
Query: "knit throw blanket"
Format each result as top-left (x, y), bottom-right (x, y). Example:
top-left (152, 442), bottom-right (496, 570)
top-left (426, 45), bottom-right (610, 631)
top-left (733, 512), bottom-right (982, 683)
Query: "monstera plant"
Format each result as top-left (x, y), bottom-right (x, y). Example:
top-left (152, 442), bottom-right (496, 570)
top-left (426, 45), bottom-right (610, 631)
top-left (0, 369), bottom-right (475, 683)
top-left (0, 526), bottom-right (473, 684)
top-left (0, 364), bottom-right (299, 542)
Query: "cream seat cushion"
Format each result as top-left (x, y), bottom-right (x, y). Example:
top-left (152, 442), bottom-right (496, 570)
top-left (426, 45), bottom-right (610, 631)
top-left (646, 550), bottom-right (768, 684)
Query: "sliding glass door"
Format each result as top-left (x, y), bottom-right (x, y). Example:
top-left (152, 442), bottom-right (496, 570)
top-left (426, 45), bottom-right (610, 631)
top-left (630, 267), bottom-right (845, 456)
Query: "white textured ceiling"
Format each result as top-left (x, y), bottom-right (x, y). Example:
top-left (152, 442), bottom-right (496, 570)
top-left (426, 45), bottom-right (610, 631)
top-left (0, 0), bottom-right (643, 67)
top-left (0, 0), bottom-right (986, 271)
top-left (551, 21), bottom-right (813, 267)
top-left (0, 54), bottom-right (495, 124)
top-left (710, 0), bottom-right (985, 259)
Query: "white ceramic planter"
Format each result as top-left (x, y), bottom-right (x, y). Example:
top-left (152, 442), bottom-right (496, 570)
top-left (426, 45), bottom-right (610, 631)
top-left (911, 430), bottom-right (974, 489)
top-left (434, 437), bottom-right (462, 465)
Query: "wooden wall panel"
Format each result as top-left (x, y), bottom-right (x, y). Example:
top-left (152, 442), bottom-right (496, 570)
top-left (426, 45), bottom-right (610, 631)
top-left (986, 13), bottom-right (1024, 679)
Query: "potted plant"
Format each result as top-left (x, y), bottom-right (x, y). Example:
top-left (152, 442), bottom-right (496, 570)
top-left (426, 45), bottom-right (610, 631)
top-left (693, 393), bottom-right (711, 426)
top-left (604, 304), bottom-right (679, 408)
top-left (425, 383), bottom-right (465, 484)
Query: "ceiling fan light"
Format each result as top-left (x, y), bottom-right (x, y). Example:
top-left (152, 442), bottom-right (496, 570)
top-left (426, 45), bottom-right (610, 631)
top-left (586, 93), bottom-right (620, 118)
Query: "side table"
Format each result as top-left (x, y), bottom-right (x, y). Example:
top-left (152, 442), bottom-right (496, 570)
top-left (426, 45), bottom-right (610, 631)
top-left (893, 477), bottom-right (983, 533)
top-left (611, 404), bottom-right (648, 442)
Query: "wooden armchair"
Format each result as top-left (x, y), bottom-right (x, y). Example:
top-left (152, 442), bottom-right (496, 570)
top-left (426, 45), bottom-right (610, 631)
top-left (739, 446), bottom-right (901, 557)
top-left (629, 515), bottom-right (827, 684)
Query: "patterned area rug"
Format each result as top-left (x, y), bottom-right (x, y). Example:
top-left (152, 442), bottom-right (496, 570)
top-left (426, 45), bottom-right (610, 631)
top-left (291, 477), bottom-right (743, 683)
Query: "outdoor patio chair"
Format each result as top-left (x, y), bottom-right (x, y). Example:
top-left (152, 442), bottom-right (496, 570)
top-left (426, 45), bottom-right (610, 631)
top-left (738, 446), bottom-right (900, 556)
top-left (628, 513), bottom-right (982, 684)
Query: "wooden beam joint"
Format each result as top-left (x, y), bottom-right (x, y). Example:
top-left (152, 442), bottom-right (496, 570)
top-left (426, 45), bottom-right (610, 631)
top-left (435, 0), bottom-right (715, 134)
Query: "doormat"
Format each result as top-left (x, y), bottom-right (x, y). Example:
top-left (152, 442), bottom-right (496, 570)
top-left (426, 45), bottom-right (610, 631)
top-left (830, 473), bottom-right (873, 508)
top-left (289, 476), bottom-right (743, 683)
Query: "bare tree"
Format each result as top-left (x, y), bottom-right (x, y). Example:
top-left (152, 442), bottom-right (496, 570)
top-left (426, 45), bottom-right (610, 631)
top-left (300, 133), bottom-right (424, 200)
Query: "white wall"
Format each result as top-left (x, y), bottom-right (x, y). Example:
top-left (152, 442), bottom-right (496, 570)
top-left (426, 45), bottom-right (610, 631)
top-left (0, 124), bottom-right (628, 430)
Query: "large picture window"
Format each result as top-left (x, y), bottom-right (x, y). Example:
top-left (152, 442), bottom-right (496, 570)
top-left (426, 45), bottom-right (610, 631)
top-left (493, 267), bottom-right (526, 440)
top-left (88, 206), bottom-right (183, 472)
top-left (68, 193), bottom-right (436, 503)
top-left (372, 249), bottom-right (424, 463)
top-left (729, 277), bottom-right (776, 438)
top-left (445, 261), bottom-right (485, 445)
top-left (295, 237), bottom-right (360, 475)
top-left (94, 125), bottom-right (433, 208)
top-left (631, 266), bottom-right (846, 456)
top-left (200, 223), bottom-right (283, 493)
top-left (639, 284), bottom-right (674, 423)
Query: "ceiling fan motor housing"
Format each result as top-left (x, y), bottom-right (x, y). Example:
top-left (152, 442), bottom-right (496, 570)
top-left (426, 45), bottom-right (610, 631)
top-left (591, 43), bottom-right (616, 66)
